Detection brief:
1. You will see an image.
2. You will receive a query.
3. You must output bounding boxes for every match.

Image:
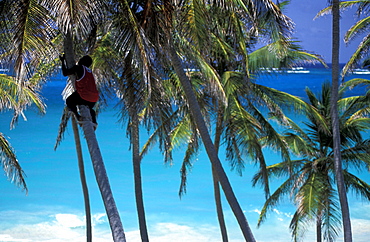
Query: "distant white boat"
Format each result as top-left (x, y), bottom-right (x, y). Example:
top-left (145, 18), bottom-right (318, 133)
top-left (352, 68), bottom-right (370, 75)
top-left (259, 67), bottom-right (283, 73)
top-left (0, 68), bottom-right (9, 72)
top-left (259, 67), bottom-right (310, 74)
top-left (286, 67), bottom-right (310, 74)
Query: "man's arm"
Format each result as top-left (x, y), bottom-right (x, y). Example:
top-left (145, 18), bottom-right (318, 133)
top-left (60, 55), bottom-right (78, 76)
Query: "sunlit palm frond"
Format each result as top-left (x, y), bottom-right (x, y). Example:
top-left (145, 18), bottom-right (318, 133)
top-left (342, 35), bottom-right (370, 75)
top-left (321, 192), bottom-right (341, 242)
top-left (253, 0), bottom-right (294, 42)
top-left (0, 0), bottom-right (57, 81)
top-left (345, 15), bottom-right (370, 42)
top-left (315, 1), bottom-right (368, 18)
top-left (294, 173), bottom-right (327, 219)
top-left (0, 74), bottom-right (20, 111)
top-left (0, 74), bottom-right (45, 128)
top-left (249, 39), bottom-right (326, 73)
top-left (342, 77), bottom-right (370, 90)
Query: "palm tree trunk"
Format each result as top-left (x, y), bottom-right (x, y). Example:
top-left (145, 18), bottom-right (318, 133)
top-left (63, 30), bottom-right (125, 241)
top-left (131, 113), bottom-right (149, 242)
top-left (64, 31), bottom-right (93, 241)
top-left (316, 217), bottom-right (322, 242)
top-left (72, 116), bottom-right (92, 242)
top-left (330, 1), bottom-right (352, 241)
top-left (213, 108), bottom-right (228, 242)
top-left (79, 106), bottom-right (126, 242)
top-left (166, 36), bottom-right (256, 242)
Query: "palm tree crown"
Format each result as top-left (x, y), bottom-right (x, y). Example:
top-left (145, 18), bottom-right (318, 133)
top-left (254, 81), bottom-right (370, 241)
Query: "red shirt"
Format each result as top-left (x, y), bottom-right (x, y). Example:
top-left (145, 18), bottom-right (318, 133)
top-left (76, 66), bottom-right (99, 102)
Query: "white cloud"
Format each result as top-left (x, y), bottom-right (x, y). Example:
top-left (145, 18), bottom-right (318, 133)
top-left (0, 234), bottom-right (30, 242)
top-left (252, 209), bottom-right (261, 215)
top-left (0, 212), bottom-right (111, 242)
top-left (126, 223), bottom-right (228, 242)
top-left (54, 214), bottom-right (84, 228)
top-left (1, 208), bottom-right (370, 242)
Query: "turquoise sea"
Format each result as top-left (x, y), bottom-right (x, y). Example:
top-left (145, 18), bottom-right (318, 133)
top-left (1, 66), bottom-right (370, 242)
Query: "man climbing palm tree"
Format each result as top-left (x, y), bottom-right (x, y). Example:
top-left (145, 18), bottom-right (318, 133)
top-left (60, 54), bottom-right (99, 127)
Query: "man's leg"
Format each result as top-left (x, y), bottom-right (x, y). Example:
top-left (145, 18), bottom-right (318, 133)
top-left (88, 103), bottom-right (97, 124)
top-left (66, 92), bottom-right (82, 120)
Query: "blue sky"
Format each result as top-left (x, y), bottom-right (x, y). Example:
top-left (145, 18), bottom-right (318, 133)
top-left (286, 0), bottom-right (364, 63)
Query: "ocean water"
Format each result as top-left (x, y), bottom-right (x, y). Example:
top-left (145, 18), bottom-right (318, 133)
top-left (1, 67), bottom-right (370, 242)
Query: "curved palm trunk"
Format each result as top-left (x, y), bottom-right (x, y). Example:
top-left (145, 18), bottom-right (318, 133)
top-left (63, 31), bottom-right (125, 241)
top-left (131, 113), bottom-right (149, 241)
top-left (79, 106), bottom-right (126, 242)
top-left (213, 109), bottom-right (228, 242)
top-left (330, 1), bottom-right (352, 241)
top-left (72, 116), bottom-right (92, 242)
top-left (64, 32), bottom-right (93, 240)
top-left (167, 37), bottom-right (256, 242)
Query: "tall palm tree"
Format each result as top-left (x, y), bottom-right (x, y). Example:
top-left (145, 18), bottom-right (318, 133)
top-left (104, 1), bottom-right (175, 239)
top-left (0, 0), bottom-right (126, 240)
top-left (156, 1), bottom-right (296, 240)
top-left (54, 108), bottom-right (93, 242)
top-left (331, 0), bottom-right (353, 241)
top-left (141, 36), bottom-right (325, 242)
top-left (254, 82), bottom-right (370, 241)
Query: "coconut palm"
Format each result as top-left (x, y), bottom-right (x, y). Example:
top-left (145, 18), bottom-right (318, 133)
top-left (331, 0), bottom-right (353, 241)
top-left (254, 81), bottom-right (370, 241)
top-left (0, 0), bottom-right (126, 240)
top-left (141, 34), bottom-right (326, 241)
top-left (65, 1), bottom-right (295, 240)
top-left (316, 1), bottom-right (354, 240)
top-left (155, 1), bottom-right (295, 240)
top-left (54, 108), bottom-right (93, 242)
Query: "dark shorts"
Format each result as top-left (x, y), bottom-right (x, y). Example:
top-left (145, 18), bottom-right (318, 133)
top-left (66, 91), bottom-right (97, 123)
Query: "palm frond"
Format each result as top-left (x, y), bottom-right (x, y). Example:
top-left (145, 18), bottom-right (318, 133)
top-left (342, 35), bottom-right (370, 76)
top-left (315, 1), bottom-right (367, 18)
top-left (249, 39), bottom-right (326, 73)
top-left (0, 132), bottom-right (27, 192)
top-left (1, 0), bottom-right (57, 81)
top-left (345, 15), bottom-right (370, 42)
top-left (321, 189), bottom-right (341, 242)
top-left (178, 131), bottom-right (200, 197)
top-left (54, 107), bottom-right (72, 150)
top-left (0, 74), bottom-right (45, 128)
top-left (257, 177), bottom-right (295, 226)
top-left (344, 170), bottom-right (370, 200)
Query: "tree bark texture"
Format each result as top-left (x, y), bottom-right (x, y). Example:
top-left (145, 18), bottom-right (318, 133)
top-left (330, 1), bottom-right (352, 241)
top-left (79, 106), bottom-right (126, 242)
top-left (131, 113), bottom-right (149, 242)
top-left (72, 116), bottom-right (92, 242)
top-left (167, 36), bottom-right (256, 242)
